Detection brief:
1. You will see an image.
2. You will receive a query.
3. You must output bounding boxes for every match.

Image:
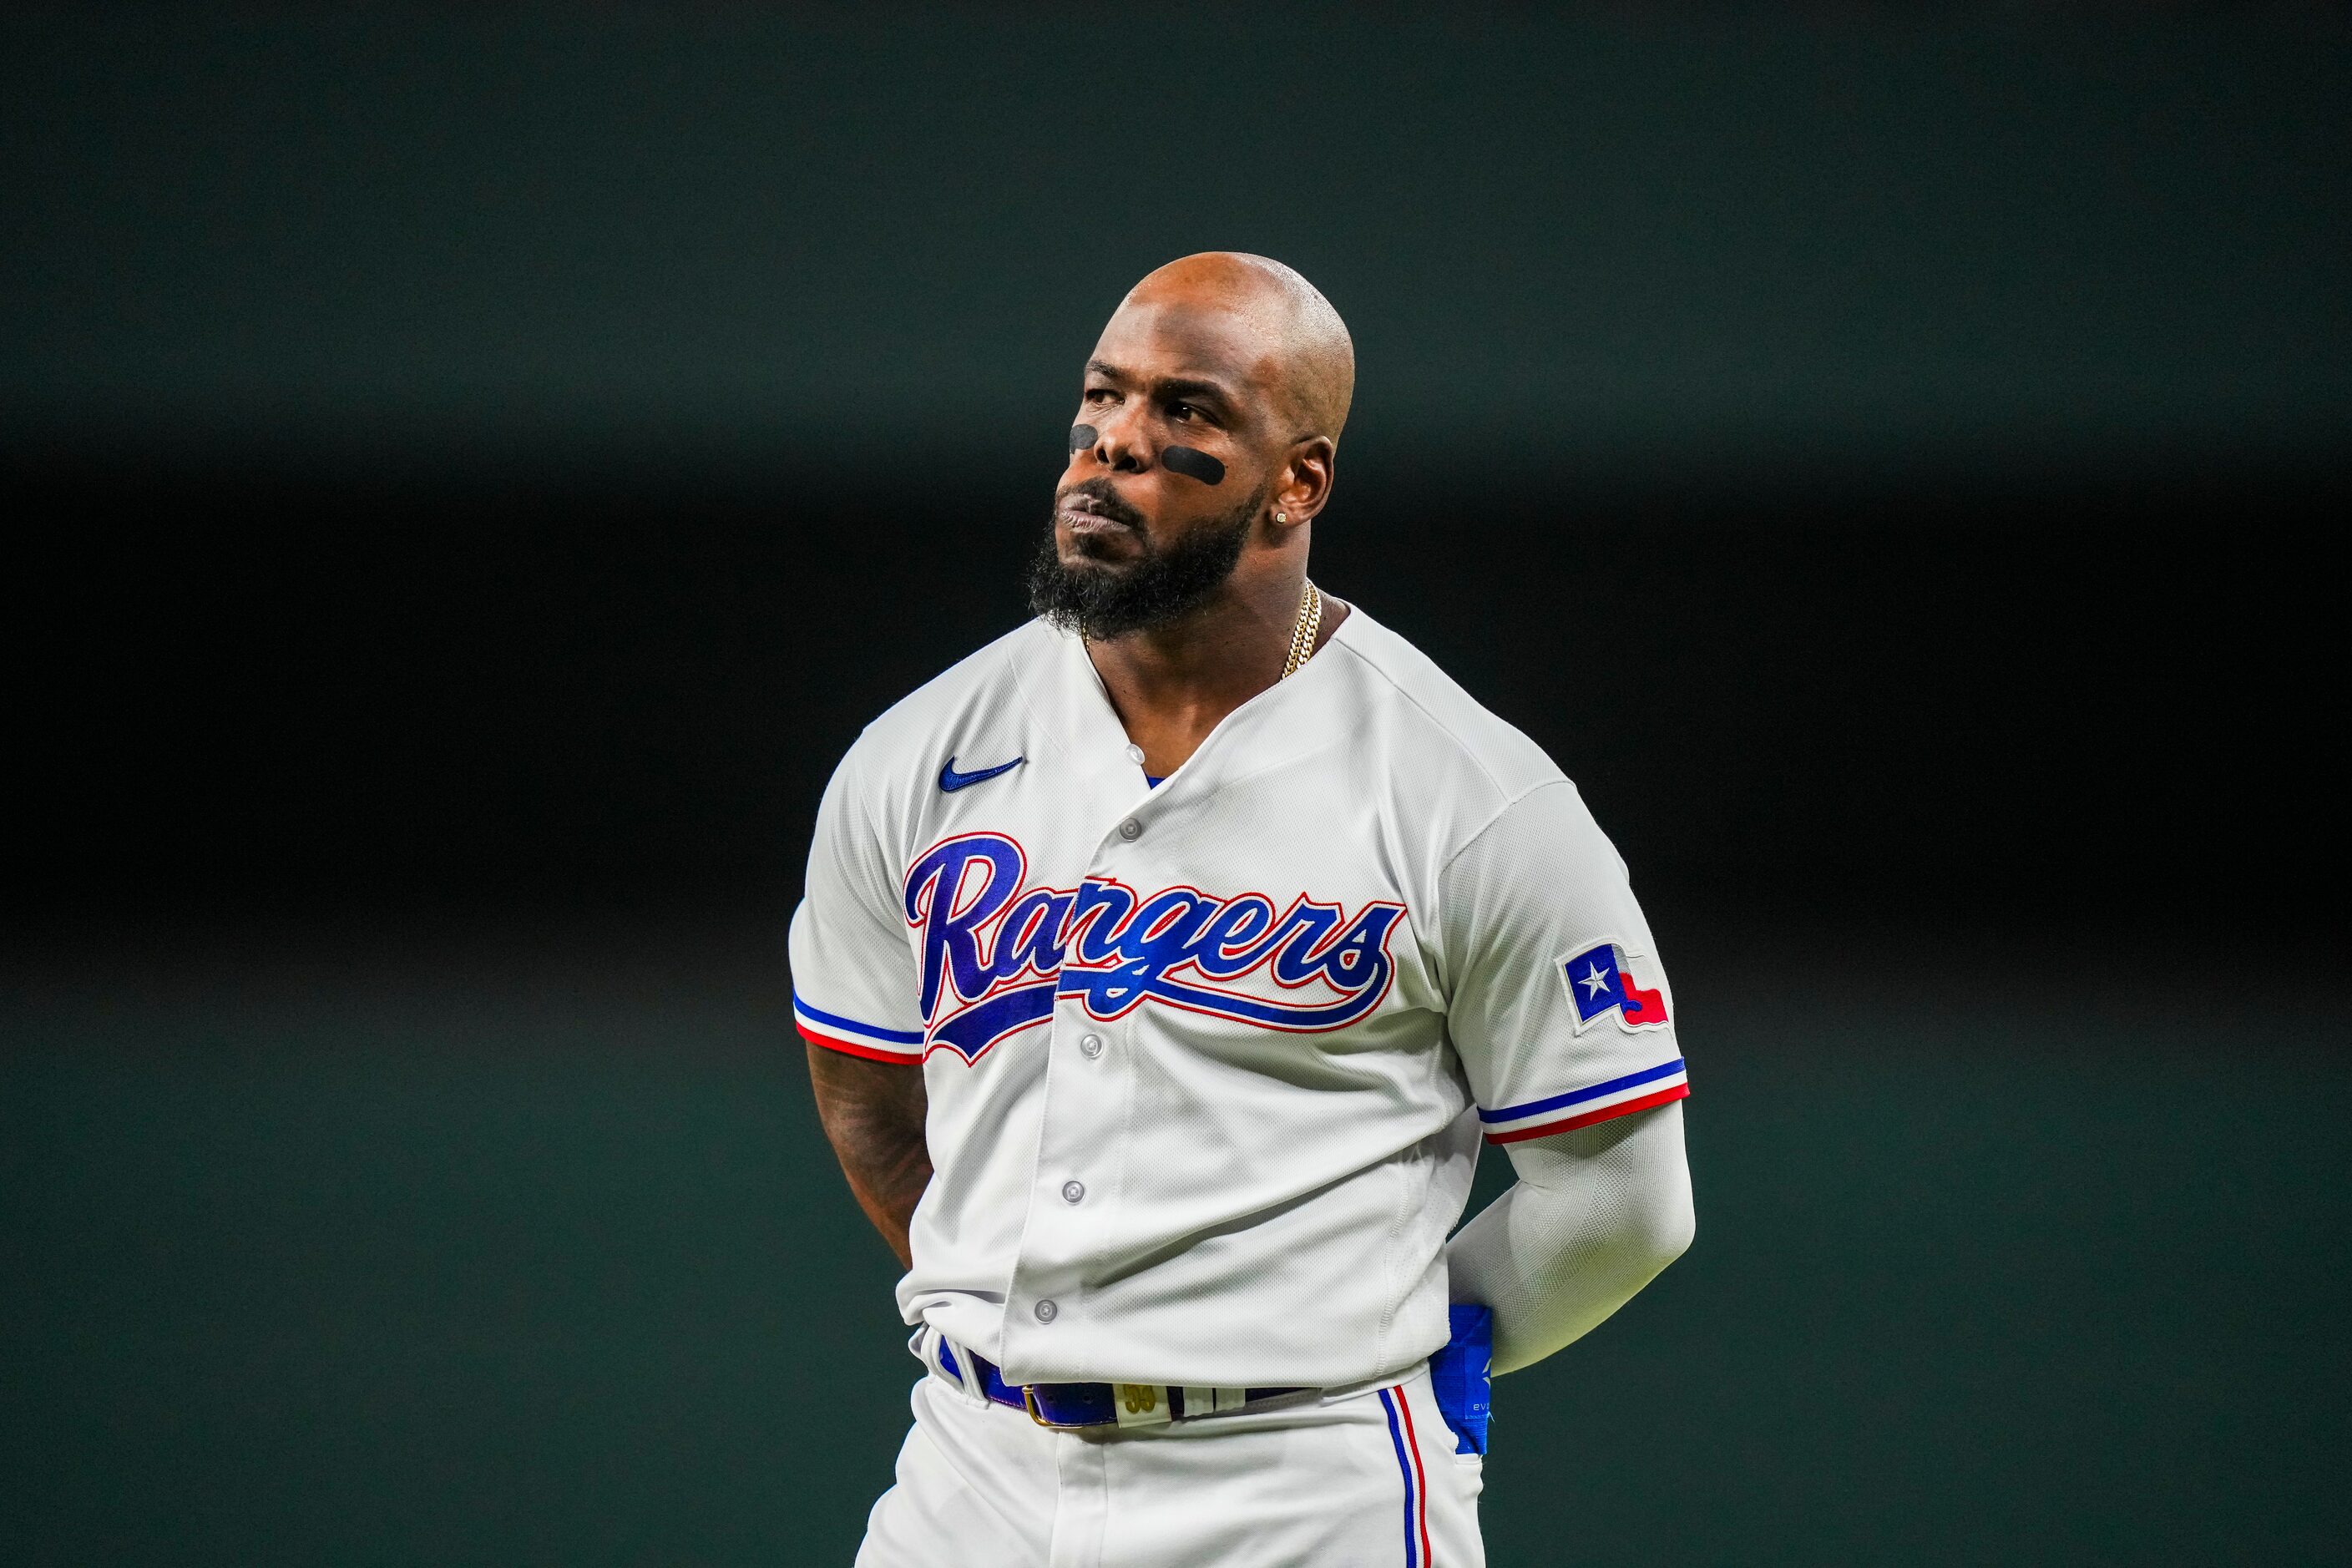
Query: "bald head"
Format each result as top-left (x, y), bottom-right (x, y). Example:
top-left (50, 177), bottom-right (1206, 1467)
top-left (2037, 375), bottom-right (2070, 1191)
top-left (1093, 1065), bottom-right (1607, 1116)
top-left (1120, 253), bottom-right (1355, 445)
top-left (1040, 254), bottom-right (1351, 642)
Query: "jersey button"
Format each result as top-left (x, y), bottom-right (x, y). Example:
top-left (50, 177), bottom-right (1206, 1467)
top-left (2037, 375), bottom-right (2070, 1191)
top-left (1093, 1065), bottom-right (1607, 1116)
top-left (1117, 818), bottom-right (1143, 842)
top-left (1061, 1180), bottom-right (1086, 1204)
top-left (1078, 1033), bottom-right (1104, 1059)
top-left (1034, 1299), bottom-right (1059, 1323)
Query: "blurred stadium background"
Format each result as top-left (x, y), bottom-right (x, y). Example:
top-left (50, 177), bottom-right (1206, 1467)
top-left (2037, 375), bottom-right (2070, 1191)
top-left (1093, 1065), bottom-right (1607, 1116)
top-left (5, 8), bottom-right (2346, 1564)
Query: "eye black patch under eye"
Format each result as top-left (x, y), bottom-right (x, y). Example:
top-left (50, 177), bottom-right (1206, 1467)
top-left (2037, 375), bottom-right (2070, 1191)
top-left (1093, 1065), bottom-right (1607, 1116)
top-left (1161, 446), bottom-right (1226, 486)
top-left (1069, 425), bottom-right (1097, 451)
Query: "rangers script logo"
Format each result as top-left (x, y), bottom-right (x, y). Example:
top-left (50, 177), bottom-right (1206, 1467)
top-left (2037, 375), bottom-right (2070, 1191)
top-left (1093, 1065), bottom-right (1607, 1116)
top-left (905, 832), bottom-right (1406, 1063)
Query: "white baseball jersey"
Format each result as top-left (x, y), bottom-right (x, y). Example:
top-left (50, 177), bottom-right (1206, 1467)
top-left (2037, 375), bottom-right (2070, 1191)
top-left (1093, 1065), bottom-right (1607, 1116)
top-left (789, 604), bottom-right (1687, 1391)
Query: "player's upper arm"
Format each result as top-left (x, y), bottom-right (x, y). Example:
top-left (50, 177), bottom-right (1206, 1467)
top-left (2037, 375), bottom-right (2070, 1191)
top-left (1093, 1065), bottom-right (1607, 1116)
top-left (1439, 780), bottom-right (1688, 1145)
top-left (788, 741), bottom-right (927, 1065)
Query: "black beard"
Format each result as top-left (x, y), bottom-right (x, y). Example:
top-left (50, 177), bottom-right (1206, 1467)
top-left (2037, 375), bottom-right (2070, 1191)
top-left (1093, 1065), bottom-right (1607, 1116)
top-left (1026, 484), bottom-right (1262, 640)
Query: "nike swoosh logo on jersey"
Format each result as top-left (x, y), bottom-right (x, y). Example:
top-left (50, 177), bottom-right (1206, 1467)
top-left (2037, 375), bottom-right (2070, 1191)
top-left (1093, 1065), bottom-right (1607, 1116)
top-left (938, 755), bottom-right (1025, 792)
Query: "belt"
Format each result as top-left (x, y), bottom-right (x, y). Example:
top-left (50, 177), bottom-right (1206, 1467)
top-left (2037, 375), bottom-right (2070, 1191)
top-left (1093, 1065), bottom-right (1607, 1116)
top-left (935, 1336), bottom-right (1308, 1431)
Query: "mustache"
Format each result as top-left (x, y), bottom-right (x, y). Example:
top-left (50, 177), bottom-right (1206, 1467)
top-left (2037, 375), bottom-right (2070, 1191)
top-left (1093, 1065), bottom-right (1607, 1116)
top-left (1057, 477), bottom-right (1148, 531)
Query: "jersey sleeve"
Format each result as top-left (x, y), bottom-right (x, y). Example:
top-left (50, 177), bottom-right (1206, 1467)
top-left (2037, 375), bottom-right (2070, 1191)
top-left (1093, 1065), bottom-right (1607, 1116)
top-left (787, 741), bottom-right (927, 1064)
top-left (1439, 780), bottom-right (1688, 1144)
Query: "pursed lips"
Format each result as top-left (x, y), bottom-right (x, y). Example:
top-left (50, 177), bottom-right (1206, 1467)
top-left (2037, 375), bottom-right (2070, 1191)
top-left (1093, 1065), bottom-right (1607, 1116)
top-left (1058, 493), bottom-right (1142, 539)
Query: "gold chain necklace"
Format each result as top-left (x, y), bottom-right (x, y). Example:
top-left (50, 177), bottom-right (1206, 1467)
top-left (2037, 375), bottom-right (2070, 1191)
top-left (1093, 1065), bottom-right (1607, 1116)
top-left (1281, 579), bottom-right (1324, 680)
top-left (1082, 580), bottom-right (1323, 678)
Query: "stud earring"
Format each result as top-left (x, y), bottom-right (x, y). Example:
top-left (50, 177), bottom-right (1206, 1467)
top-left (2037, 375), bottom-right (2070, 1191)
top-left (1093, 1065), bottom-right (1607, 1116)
top-left (1275, 510), bottom-right (1288, 523)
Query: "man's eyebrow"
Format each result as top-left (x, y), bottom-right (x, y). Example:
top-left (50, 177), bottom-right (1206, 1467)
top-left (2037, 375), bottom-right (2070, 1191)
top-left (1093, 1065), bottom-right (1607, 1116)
top-left (1151, 376), bottom-right (1236, 407)
top-left (1086, 361), bottom-right (1237, 407)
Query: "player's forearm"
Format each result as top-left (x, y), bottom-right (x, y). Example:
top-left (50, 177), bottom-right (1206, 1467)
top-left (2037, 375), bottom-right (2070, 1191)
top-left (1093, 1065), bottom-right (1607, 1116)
top-left (1444, 1101), bottom-right (1694, 1375)
top-left (806, 1043), bottom-right (933, 1268)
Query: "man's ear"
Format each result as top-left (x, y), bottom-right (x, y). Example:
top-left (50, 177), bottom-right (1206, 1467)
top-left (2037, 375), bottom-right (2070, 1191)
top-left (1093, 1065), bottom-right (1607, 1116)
top-left (1272, 437), bottom-right (1337, 525)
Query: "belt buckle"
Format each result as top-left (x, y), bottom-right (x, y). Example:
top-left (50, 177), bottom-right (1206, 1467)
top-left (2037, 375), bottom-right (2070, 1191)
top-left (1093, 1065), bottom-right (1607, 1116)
top-left (1023, 1380), bottom-right (1169, 1429)
top-left (1022, 1384), bottom-right (1089, 1431)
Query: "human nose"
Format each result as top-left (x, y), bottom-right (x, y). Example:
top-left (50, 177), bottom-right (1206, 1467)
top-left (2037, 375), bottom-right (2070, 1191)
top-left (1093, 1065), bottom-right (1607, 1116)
top-left (1083, 399), bottom-right (1152, 473)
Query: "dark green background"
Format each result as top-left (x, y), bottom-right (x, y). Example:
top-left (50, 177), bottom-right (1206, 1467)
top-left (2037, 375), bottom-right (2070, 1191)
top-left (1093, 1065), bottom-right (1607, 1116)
top-left (6, 8), bottom-right (2348, 1565)
top-left (7, 8), bottom-right (2348, 473)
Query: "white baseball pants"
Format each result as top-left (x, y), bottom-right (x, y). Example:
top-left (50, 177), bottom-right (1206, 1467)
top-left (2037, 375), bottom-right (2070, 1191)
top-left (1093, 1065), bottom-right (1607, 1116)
top-left (855, 1333), bottom-right (1485, 1568)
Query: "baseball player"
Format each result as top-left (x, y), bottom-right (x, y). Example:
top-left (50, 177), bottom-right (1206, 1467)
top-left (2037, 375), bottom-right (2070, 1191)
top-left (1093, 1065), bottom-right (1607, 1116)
top-left (793, 253), bottom-right (1695, 1566)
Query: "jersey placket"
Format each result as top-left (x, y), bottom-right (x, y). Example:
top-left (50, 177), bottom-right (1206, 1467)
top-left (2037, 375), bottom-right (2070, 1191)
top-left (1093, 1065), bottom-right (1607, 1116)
top-left (995, 774), bottom-right (1168, 1378)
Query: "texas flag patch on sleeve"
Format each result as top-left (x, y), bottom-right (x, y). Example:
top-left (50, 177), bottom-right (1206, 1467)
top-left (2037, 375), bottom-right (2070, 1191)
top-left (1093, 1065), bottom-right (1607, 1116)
top-left (1560, 939), bottom-right (1672, 1033)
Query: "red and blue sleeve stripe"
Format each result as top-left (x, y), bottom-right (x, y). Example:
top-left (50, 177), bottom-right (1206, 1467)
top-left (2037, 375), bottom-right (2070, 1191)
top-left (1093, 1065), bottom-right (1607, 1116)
top-left (1477, 1057), bottom-right (1688, 1144)
top-left (792, 993), bottom-right (926, 1064)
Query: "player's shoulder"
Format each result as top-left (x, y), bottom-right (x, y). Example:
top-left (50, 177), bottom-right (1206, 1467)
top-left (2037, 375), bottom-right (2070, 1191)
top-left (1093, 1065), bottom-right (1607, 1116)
top-left (1325, 604), bottom-right (1565, 808)
top-left (836, 618), bottom-right (1051, 775)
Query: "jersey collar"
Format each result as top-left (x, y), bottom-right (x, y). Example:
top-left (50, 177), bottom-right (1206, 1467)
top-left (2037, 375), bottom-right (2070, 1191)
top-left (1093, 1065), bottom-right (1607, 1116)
top-left (1007, 611), bottom-right (1370, 799)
